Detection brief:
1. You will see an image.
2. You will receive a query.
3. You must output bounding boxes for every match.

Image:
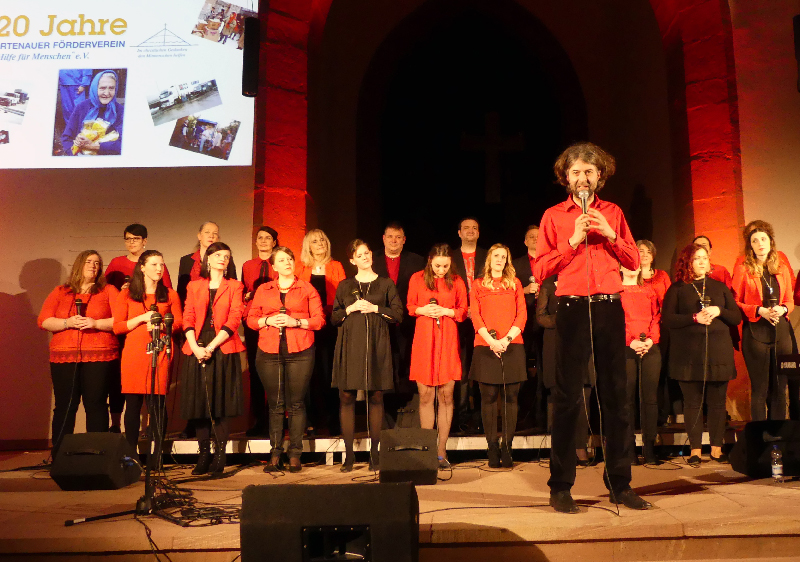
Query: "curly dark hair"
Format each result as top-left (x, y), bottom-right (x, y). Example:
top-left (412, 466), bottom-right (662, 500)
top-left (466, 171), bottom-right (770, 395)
top-left (553, 142), bottom-right (616, 191)
top-left (674, 243), bottom-right (706, 284)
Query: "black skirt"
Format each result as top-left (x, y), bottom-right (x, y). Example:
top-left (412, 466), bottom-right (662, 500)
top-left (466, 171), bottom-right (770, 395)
top-left (180, 333), bottom-right (244, 419)
top-left (469, 344), bottom-right (527, 384)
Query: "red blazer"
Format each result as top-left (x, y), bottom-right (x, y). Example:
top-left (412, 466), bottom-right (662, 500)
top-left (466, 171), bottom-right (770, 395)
top-left (182, 278), bottom-right (246, 355)
top-left (732, 261), bottom-right (794, 322)
top-left (295, 260), bottom-right (347, 313)
top-left (470, 277), bottom-right (527, 347)
top-left (246, 277), bottom-right (325, 353)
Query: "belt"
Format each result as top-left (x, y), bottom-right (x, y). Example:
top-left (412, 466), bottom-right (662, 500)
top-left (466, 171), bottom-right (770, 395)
top-left (560, 293), bottom-right (621, 303)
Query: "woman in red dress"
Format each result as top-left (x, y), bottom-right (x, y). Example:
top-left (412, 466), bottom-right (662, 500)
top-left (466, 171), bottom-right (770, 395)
top-left (407, 244), bottom-right (468, 467)
top-left (38, 250), bottom-right (119, 456)
top-left (637, 240), bottom-right (670, 306)
top-left (469, 244), bottom-right (527, 468)
top-left (113, 250), bottom-right (182, 458)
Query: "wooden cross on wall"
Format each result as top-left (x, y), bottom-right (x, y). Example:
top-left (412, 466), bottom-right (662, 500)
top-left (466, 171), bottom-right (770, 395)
top-left (460, 111), bottom-right (525, 203)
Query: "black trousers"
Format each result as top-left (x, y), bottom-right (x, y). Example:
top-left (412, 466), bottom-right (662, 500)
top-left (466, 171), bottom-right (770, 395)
top-left (456, 319), bottom-right (477, 425)
top-left (742, 326), bottom-right (792, 421)
top-left (107, 336), bottom-right (126, 415)
top-left (244, 325), bottom-right (266, 427)
top-left (256, 346), bottom-right (315, 458)
top-left (50, 360), bottom-right (113, 454)
top-left (678, 380), bottom-right (728, 449)
top-left (624, 344), bottom-right (662, 442)
top-left (549, 298), bottom-right (633, 494)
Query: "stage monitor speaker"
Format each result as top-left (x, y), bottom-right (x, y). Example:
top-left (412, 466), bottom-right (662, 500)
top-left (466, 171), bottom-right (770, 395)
top-left (50, 432), bottom-right (141, 491)
top-left (242, 17), bottom-right (260, 97)
top-left (379, 428), bottom-right (438, 486)
top-left (730, 420), bottom-right (800, 478)
top-left (240, 482), bottom-right (419, 562)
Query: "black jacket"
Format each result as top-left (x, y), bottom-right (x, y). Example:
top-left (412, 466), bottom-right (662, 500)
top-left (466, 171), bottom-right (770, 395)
top-left (451, 246), bottom-right (488, 296)
top-left (372, 250), bottom-right (425, 305)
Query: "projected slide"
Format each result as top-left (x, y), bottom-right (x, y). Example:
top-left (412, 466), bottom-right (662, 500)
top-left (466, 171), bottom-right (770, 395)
top-left (0, 0), bottom-right (257, 168)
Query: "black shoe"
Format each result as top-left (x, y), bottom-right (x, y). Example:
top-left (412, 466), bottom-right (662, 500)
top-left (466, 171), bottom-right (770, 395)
top-left (612, 489), bottom-right (654, 510)
top-left (687, 455), bottom-right (701, 467)
top-left (576, 456), bottom-right (594, 467)
top-left (710, 453), bottom-right (729, 464)
top-left (487, 442), bottom-right (501, 468)
top-left (500, 443), bottom-right (513, 468)
top-left (549, 490), bottom-right (580, 514)
top-left (192, 439), bottom-right (212, 475)
top-left (210, 441), bottom-right (227, 474)
top-left (263, 452), bottom-right (284, 473)
top-left (340, 454), bottom-right (354, 472)
top-left (643, 441), bottom-right (659, 466)
top-left (288, 457), bottom-right (302, 473)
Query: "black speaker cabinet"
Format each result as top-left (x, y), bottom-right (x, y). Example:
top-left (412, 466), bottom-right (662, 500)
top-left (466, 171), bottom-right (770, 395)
top-left (50, 433), bottom-right (141, 491)
top-left (240, 482), bottom-right (419, 562)
top-left (241, 17), bottom-right (260, 97)
top-left (730, 420), bottom-right (800, 478)
top-left (379, 428), bottom-right (438, 486)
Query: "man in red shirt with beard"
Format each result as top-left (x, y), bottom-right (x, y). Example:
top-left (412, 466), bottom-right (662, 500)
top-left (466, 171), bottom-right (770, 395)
top-left (534, 142), bottom-right (652, 514)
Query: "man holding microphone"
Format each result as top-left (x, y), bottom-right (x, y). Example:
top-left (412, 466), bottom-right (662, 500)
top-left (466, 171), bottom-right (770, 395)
top-left (534, 142), bottom-right (652, 513)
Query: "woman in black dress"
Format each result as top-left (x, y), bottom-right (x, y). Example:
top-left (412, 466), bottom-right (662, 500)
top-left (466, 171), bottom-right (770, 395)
top-left (180, 242), bottom-right (246, 475)
top-left (332, 239), bottom-right (403, 472)
top-left (663, 243), bottom-right (741, 466)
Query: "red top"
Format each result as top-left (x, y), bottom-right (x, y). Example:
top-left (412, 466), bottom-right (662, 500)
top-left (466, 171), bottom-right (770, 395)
top-left (534, 195), bottom-right (639, 296)
top-left (707, 263), bottom-right (732, 289)
top-left (620, 283), bottom-right (661, 345)
top-left (112, 289), bottom-right (183, 395)
top-left (385, 255), bottom-right (401, 285)
top-left (241, 257), bottom-right (274, 317)
top-left (462, 251), bottom-right (477, 288)
top-left (295, 260), bottom-right (347, 314)
top-left (105, 256), bottom-right (172, 290)
top-left (37, 285), bottom-right (120, 363)
top-left (470, 277), bottom-right (527, 347)
top-left (407, 272), bottom-right (468, 386)
top-left (181, 278), bottom-right (246, 355)
top-left (731, 262), bottom-right (794, 322)
top-left (246, 277), bottom-right (326, 353)
top-left (643, 268), bottom-right (671, 307)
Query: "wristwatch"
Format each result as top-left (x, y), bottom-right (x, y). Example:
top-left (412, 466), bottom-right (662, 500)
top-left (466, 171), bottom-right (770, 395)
top-left (506, 335), bottom-right (513, 343)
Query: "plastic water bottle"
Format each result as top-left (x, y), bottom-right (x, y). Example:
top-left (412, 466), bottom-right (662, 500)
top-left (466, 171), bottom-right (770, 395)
top-left (771, 445), bottom-right (784, 483)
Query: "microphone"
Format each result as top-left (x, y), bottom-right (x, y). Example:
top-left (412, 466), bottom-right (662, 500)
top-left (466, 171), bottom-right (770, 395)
top-left (577, 189), bottom-right (590, 214)
top-left (639, 332), bottom-right (647, 342)
top-left (352, 287), bottom-right (362, 300)
top-left (163, 312), bottom-right (174, 357)
top-left (279, 306), bottom-right (286, 336)
top-left (430, 298), bottom-right (440, 328)
top-left (123, 275), bottom-right (130, 284)
top-left (489, 329), bottom-right (497, 339)
top-left (75, 298), bottom-right (84, 317)
top-left (700, 295), bottom-right (711, 309)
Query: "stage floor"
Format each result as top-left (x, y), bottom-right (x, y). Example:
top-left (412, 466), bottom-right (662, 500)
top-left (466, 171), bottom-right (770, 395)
top-left (1, 446), bottom-right (800, 562)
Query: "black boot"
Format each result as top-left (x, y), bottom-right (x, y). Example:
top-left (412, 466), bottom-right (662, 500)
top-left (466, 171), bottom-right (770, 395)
top-left (211, 440), bottom-right (227, 474)
top-left (487, 442), bottom-right (501, 468)
top-left (192, 439), bottom-right (212, 475)
top-left (500, 442), bottom-right (513, 468)
top-left (643, 440), bottom-right (659, 465)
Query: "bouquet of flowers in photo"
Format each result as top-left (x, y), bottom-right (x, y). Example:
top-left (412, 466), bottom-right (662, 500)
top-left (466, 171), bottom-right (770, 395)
top-left (72, 118), bottom-right (119, 155)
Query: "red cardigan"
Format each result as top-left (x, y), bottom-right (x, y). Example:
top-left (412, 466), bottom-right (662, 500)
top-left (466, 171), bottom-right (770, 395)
top-left (246, 277), bottom-right (325, 353)
top-left (295, 260), bottom-right (347, 313)
top-left (732, 262), bottom-right (794, 322)
top-left (182, 278), bottom-right (246, 355)
top-left (470, 277), bottom-right (527, 347)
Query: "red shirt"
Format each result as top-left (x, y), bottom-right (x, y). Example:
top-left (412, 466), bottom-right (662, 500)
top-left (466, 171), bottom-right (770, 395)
top-left (385, 255), bottom-right (401, 285)
top-left (643, 268), bottom-right (671, 307)
top-left (241, 258), bottom-right (274, 295)
top-left (105, 256), bottom-right (173, 290)
top-left (534, 195), bottom-right (639, 296)
top-left (38, 285), bottom-right (120, 363)
top-left (246, 277), bottom-right (326, 354)
top-left (462, 251), bottom-right (476, 288)
top-left (707, 263), bottom-right (732, 289)
top-left (470, 277), bottom-right (527, 347)
top-left (620, 283), bottom-right (660, 345)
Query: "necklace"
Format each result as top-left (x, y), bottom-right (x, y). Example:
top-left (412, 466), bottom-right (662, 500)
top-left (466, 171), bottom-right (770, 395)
top-left (690, 277), bottom-right (707, 308)
top-left (762, 271), bottom-right (775, 297)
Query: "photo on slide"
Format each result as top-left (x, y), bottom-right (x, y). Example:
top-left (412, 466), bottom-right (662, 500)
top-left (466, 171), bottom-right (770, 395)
top-left (53, 68), bottom-right (127, 157)
top-left (191, 0), bottom-right (256, 49)
top-left (147, 79), bottom-right (222, 127)
top-left (0, 130), bottom-right (9, 145)
top-left (0, 84), bottom-right (30, 126)
top-left (169, 115), bottom-right (241, 161)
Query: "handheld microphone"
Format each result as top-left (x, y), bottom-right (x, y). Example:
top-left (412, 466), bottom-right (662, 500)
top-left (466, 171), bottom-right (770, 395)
top-left (700, 295), bottom-right (711, 310)
top-left (768, 296), bottom-right (779, 308)
top-left (75, 298), bottom-right (84, 317)
top-left (163, 312), bottom-right (174, 357)
top-left (123, 275), bottom-right (130, 284)
top-left (639, 332), bottom-right (647, 342)
top-left (352, 287), bottom-right (362, 300)
top-left (430, 298), bottom-right (440, 328)
top-left (489, 329), bottom-right (497, 339)
top-left (577, 189), bottom-right (590, 214)
top-left (279, 306), bottom-right (286, 336)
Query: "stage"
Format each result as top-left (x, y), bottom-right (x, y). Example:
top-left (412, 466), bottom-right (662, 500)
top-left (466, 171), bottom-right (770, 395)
top-left (1, 434), bottom-right (800, 562)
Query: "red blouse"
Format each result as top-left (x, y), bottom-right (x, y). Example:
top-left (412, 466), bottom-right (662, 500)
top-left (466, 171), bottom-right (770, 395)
top-left (38, 285), bottom-right (120, 363)
top-left (470, 277), bottom-right (527, 347)
top-left (642, 268), bottom-right (671, 307)
top-left (407, 272), bottom-right (468, 385)
top-left (105, 256), bottom-right (173, 291)
top-left (620, 283), bottom-right (661, 345)
top-left (246, 277), bottom-right (325, 354)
